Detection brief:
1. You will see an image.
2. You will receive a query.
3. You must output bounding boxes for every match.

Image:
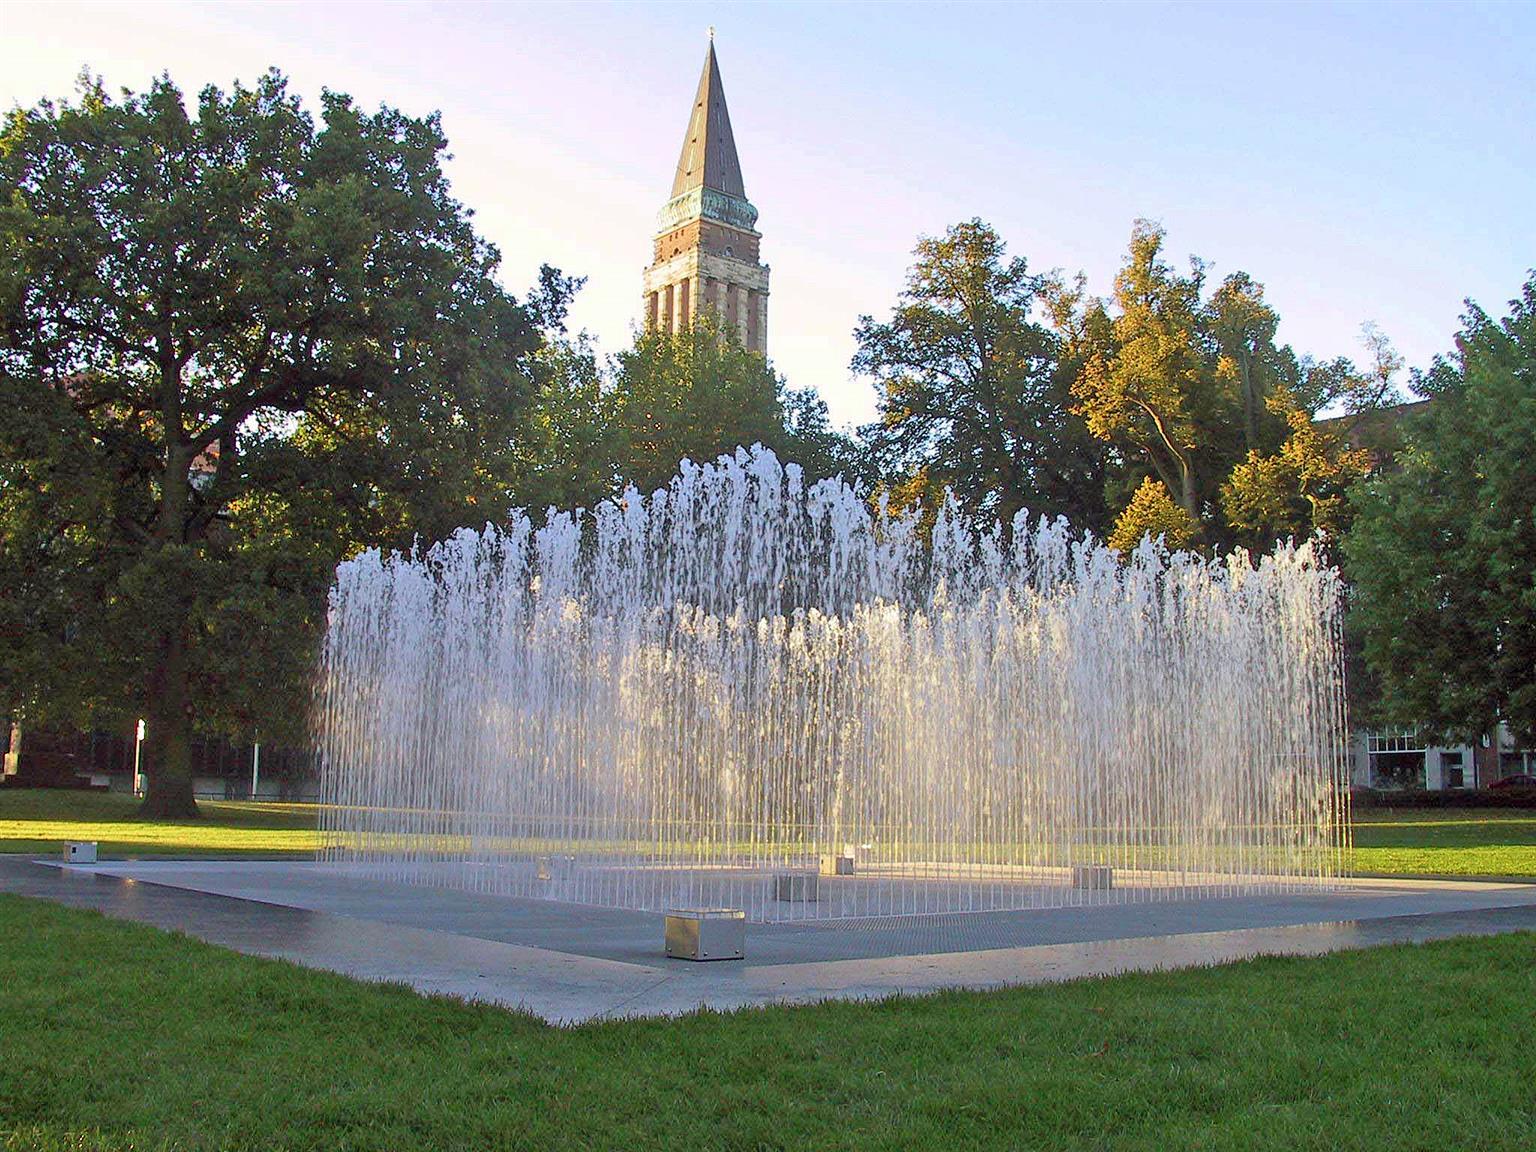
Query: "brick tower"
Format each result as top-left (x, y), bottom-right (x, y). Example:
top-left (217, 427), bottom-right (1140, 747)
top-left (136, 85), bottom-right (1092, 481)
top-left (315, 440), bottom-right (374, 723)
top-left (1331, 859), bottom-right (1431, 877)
top-left (642, 37), bottom-right (769, 354)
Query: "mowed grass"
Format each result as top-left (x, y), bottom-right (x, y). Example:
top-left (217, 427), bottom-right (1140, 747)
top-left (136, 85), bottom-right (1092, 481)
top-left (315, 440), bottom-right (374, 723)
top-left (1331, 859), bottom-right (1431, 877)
top-left (0, 789), bottom-right (322, 857)
top-left (1, 894), bottom-right (1533, 1151)
top-left (3, 789), bottom-right (1535, 879)
top-left (1350, 807), bottom-right (1536, 877)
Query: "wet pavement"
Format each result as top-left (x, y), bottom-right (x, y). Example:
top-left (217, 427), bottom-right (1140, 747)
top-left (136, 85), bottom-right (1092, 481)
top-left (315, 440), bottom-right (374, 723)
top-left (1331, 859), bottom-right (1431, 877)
top-left (6, 855), bottom-right (1535, 1024)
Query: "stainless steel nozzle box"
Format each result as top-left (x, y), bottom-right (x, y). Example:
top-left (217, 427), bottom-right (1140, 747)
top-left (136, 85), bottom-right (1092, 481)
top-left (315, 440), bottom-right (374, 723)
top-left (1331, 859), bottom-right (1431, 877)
top-left (819, 853), bottom-right (855, 876)
top-left (1072, 864), bottom-right (1113, 890)
top-left (774, 872), bottom-right (819, 901)
top-left (665, 908), bottom-right (746, 961)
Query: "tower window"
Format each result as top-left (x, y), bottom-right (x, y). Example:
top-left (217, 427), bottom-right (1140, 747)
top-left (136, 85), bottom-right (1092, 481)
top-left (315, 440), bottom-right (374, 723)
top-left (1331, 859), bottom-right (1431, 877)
top-left (724, 245), bottom-right (734, 257)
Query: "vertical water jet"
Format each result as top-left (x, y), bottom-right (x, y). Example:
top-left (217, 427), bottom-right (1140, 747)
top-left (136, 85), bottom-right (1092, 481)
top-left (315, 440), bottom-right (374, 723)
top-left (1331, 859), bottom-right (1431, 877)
top-left (316, 447), bottom-right (1350, 921)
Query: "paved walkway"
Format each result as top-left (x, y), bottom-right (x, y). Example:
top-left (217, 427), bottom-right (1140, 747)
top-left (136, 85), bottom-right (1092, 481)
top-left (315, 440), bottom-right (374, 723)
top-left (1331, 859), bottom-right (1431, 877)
top-left (5, 856), bottom-right (1535, 1024)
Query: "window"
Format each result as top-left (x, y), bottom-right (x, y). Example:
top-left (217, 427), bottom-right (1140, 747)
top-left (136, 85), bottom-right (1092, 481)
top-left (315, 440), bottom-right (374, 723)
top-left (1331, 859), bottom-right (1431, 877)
top-left (1367, 730), bottom-right (1426, 754)
top-left (1501, 751), bottom-right (1535, 777)
top-left (1368, 729), bottom-right (1426, 788)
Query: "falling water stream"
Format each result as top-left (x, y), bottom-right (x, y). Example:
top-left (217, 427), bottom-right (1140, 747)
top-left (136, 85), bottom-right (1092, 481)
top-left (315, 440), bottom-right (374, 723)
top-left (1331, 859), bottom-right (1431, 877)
top-left (316, 447), bottom-right (1350, 922)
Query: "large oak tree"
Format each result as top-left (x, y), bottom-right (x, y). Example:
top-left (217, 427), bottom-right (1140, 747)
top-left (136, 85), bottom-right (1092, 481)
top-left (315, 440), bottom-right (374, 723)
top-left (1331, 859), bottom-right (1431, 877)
top-left (0, 72), bottom-right (551, 814)
top-left (854, 220), bottom-right (1110, 532)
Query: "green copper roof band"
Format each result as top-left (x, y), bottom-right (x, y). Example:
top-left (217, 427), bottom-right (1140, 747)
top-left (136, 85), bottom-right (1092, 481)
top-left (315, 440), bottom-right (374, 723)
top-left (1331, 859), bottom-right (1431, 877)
top-left (656, 187), bottom-right (759, 233)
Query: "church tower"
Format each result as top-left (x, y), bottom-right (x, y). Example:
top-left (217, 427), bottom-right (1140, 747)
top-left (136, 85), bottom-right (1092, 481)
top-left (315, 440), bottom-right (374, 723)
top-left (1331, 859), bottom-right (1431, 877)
top-left (643, 37), bottom-right (769, 354)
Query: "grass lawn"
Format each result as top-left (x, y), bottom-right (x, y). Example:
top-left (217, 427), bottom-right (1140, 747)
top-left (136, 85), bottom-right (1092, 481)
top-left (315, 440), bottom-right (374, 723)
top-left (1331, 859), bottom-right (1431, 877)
top-left (0, 789), bottom-right (322, 857)
top-left (3, 789), bottom-right (1535, 879)
top-left (1350, 808), bottom-right (1536, 877)
top-left (1, 894), bottom-right (1533, 1151)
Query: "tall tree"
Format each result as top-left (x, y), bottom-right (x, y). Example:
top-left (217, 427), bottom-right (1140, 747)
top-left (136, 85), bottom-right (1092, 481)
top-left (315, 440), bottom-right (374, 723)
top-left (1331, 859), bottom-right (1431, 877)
top-left (1061, 220), bottom-right (1406, 554)
top-left (854, 220), bottom-right (1109, 530)
top-left (602, 316), bottom-right (863, 496)
top-left (1344, 276), bottom-right (1536, 744)
top-left (514, 333), bottom-right (620, 513)
top-left (514, 316), bottom-right (869, 516)
top-left (1205, 271), bottom-right (1286, 454)
top-left (0, 72), bottom-right (551, 814)
top-left (1220, 392), bottom-right (1373, 549)
top-left (609, 318), bottom-right (786, 495)
top-left (1065, 220), bottom-right (1231, 530)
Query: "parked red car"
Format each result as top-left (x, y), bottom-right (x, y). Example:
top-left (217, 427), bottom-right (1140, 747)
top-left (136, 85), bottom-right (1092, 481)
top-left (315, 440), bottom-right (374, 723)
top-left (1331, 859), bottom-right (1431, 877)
top-left (1489, 772), bottom-right (1536, 789)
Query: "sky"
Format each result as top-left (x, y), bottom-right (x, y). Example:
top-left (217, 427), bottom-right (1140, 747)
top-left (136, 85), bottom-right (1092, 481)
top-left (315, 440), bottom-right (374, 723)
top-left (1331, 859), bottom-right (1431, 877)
top-left (3, 0), bottom-right (1533, 427)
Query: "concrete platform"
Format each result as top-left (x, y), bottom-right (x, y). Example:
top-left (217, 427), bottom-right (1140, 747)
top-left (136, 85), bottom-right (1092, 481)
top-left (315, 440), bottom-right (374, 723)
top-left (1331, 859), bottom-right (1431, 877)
top-left (4, 855), bottom-right (1535, 1024)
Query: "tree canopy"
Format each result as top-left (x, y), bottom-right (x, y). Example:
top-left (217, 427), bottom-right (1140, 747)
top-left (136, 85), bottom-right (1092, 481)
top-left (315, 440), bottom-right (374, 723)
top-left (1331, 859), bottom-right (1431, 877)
top-left (854, 220), bottom-right (1109, 532)
top-left (1065, 221), bottom-right (1221, 526)
top-left (1054, 219), bottom-right (1402, 552)
top-left (855, 218), bottom-right (1402, 555)
top-left (522, 315), bottom-right (867, 511)
top-left (1345, 276), bottom-right (1536, 744)
top-left (0, 71), bottom-right (552, 813)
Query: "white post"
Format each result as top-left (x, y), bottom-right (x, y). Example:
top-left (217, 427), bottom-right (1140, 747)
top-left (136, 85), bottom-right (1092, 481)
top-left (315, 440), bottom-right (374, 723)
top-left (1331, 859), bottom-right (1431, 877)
top-left (3, 721), bottom-right (20, 777)
top-left (133, 719), bottom-right (145, 796)
top-left (250, 738), bottom-right (261, 800)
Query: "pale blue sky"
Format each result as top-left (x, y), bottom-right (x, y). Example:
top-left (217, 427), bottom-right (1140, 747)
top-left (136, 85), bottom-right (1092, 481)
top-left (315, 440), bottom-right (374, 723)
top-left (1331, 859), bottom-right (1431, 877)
top-left (3, 0), bottom-right (1533, 425)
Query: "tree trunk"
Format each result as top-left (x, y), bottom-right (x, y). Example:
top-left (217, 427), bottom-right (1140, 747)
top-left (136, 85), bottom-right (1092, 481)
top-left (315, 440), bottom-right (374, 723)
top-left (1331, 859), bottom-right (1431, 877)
top-left (140, 619), bottom-right (200, 819)
top-left (1240, 352), bottom-right (1260, 452)
top-left (1178, 460), bottom-right (1201, 522)
top-left (1144, 450), bottom-right (1181, 511)
top-left (142, 379), bottom-right (200, 818)
top-left (3, 721), bottom-right (19, 776)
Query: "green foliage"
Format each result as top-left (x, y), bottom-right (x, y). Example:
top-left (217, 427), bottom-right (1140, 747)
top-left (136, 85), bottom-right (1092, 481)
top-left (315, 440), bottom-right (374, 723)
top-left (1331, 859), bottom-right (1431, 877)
top-left (0, 71), bottom-right (550, 810)
top-left (777, 383), bottom-right (876, 492)
top-left (855, 220), bottom-right (1110, 531)
top-left (1066, 220), bottom-right (1219, 525)
top-left (524, 316), bottom-right (869, 510)
top-left (1108, 476), bottom-right (1201, 554)
top-left (0, 373), bottom-right (126, 726)
top-left (1206, 271), bottom-right (1288, 452)
top-left (611, 317), bottom-right (792, 494)
top-left (1344, 276), bottom-right (1536, 744)
top-left (512, 333), bottom-right (618, 513)
top-left (1221, 393), bottom-right (1373, 549)
top-left (1058, 220), bottom-right (1405, 551)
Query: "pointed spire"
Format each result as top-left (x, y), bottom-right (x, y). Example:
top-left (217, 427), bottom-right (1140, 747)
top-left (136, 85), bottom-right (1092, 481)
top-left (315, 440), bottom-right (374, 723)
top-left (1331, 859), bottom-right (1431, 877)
top-left (671, 38), bottom-right (746, 199)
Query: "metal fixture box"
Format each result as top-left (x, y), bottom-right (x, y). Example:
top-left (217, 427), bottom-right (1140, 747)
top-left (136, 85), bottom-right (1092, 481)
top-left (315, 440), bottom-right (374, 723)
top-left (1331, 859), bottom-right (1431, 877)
top-left (819, 853), bottom-right (855, 876)
top-left (774, 872), bottom-right (820, 901)
top-left (665, 908), bottom-right (745, 961)
top-left (1072, 864), bottom-right (1113, 890)
top-left (536, 855), bottom-right (575, 882)
top-left (64, 842), bottom-right (98, 864)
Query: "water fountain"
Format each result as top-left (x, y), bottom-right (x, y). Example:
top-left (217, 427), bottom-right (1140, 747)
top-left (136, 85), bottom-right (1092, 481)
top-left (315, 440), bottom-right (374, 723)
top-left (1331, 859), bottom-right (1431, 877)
top-left (315, 446), bottom-right (1350, 922)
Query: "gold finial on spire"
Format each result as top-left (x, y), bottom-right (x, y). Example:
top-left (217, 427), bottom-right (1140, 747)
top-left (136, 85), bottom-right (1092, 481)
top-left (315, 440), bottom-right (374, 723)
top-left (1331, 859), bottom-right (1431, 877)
top-left (708, 25), bottom-right (715, 42)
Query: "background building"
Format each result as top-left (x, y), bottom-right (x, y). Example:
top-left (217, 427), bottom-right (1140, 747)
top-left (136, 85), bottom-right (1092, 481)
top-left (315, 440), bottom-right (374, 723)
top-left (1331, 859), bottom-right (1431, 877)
top-left (642, 39), bottom-right (770, 353)
top-left (1350, 724), bottom-right (1534, 791)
